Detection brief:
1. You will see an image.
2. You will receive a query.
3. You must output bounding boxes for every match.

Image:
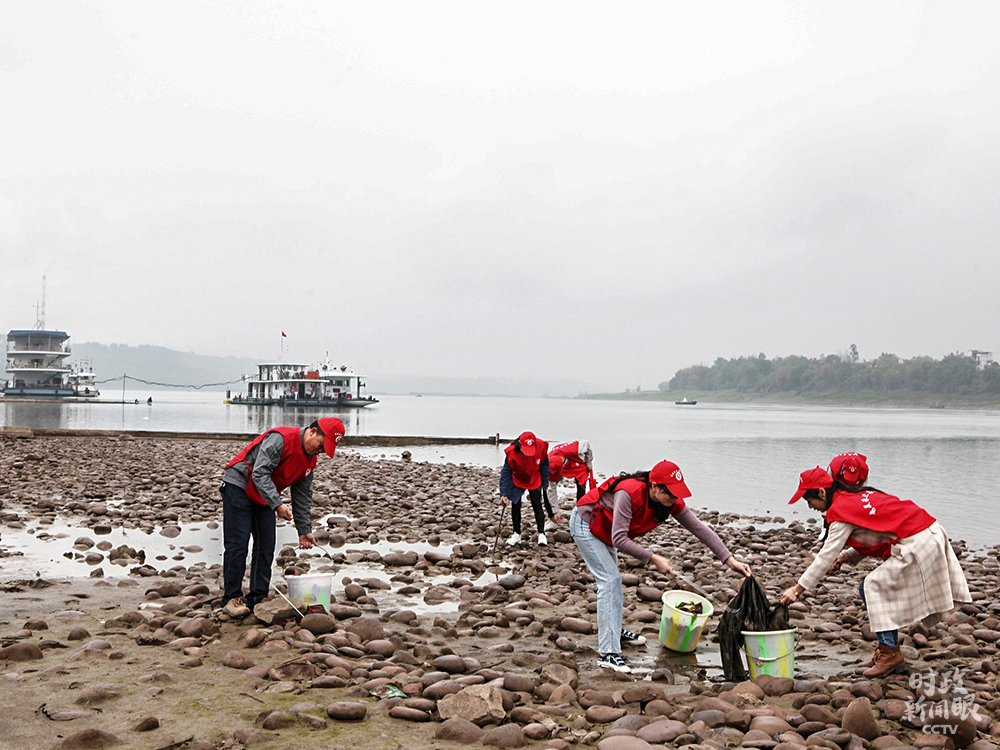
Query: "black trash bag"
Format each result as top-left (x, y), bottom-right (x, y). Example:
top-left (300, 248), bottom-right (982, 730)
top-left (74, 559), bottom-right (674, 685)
top-left (717, 575), bottom-right (771, 681)
top-left (768, 602), bottom-right (790, 631)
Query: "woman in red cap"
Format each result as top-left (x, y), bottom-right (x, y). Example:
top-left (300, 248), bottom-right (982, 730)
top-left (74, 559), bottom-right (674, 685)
top-left (499, 431), bottom-right (559, 546)
top-left (781, 467), bottom-right (971, 677)
top-left (570, 460), bottom-right (752, 673)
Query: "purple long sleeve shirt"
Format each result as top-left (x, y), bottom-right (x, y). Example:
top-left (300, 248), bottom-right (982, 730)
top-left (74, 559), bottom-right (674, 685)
top-left (578, 489), bottom-right (732, 565)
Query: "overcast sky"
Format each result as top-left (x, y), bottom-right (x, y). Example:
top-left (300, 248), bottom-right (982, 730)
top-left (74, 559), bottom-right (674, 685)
top-left (3, 1), bottom-right (998, 390)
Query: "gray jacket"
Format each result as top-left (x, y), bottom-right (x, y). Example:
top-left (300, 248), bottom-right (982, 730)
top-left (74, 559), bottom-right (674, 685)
top-left (222, 428), bottom-right (313, 535)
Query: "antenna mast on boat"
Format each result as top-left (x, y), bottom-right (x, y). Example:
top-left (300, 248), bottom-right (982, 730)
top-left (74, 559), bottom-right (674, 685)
top-left (34, 275), bottom-right (46, 330)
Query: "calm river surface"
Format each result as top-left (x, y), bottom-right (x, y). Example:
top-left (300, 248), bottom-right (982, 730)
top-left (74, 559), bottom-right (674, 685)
top-left (3, 393), bottom-right (999, 547)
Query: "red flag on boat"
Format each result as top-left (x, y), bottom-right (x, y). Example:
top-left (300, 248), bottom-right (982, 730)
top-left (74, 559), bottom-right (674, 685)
top-left (281, 331), bottom-right (287, 337)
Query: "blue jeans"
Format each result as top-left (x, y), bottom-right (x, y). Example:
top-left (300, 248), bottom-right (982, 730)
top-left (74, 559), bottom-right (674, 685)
top-left (222, 482), bottom-right (276, 609)
top-left (859, 579), bottom-right (897, 648)
top-left (570, 507), bottom-right (622, 654)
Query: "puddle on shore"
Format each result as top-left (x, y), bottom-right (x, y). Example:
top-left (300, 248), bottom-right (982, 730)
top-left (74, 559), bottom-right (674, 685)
top-left (593, 632), bottom-right (859, 682)
top-left (3, 516), bottom-right (857, 678)
top-left (0, 517), bottom-right (514, 618)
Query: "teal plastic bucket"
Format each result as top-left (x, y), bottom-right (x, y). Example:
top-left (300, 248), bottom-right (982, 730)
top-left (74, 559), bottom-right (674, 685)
top-left (741, 628), bottom-right (797, 678)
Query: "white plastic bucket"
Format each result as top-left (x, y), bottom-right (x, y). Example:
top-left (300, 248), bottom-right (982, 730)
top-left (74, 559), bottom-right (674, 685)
top-left (741, 628), bottom-right (797, 679)
top-left (659, 590), bottom-right (714, 652)
top-left (285, 573), bottom-right (333, 612)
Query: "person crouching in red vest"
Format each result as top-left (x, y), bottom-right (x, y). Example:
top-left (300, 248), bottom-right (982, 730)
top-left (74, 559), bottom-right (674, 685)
top-left (500, 431), bottom-right (559, 547)
top-left (220, 418), bottom-right (345, 618)
top-left (571, 460), bottom-right (752, 674)
top-left (546, 440), bottom-right (597, 532)
top-left (828, 452), bottom-right (869, 487)
top-left (781, 467), bottom-right (972, 677)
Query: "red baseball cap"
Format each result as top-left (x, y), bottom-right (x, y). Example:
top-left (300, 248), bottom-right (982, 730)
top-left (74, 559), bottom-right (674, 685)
top-left (649, 460), bottom-right (692, 498)
top-left (789, 467), bottom-right (833, 504)
top-left (828, 452), bottom-right (868, 487)
top-left (518, 431), bottom-right (538, 456)
top-left (317, 417), bottom-right (345, 458)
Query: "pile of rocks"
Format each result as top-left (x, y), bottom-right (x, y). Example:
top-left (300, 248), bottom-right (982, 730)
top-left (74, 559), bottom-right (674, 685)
top-left (1, 435), bottom-right (999, 749)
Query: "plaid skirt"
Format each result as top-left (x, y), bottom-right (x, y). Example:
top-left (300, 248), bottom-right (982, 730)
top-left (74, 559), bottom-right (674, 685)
top-left (863, 522), bottom-right (971, 632)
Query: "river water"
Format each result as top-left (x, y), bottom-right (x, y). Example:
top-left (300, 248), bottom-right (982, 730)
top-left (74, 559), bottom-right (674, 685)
top-left (3, 392), bottom-right (999, 547)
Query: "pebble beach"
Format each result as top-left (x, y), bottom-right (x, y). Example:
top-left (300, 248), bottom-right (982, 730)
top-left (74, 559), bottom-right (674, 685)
top-left (1, 434), bottom-right (999, 750)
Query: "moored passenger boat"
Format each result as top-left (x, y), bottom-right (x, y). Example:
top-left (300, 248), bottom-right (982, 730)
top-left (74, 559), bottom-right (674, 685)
top-left (225, 356), bottom-right (378, 408)
top-left (4, 328), bottom-right (76, 398)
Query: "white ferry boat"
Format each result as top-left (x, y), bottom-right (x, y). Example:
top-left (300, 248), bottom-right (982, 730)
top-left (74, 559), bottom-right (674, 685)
top-left (67, 359), bottom-right (101, 398)
top-left (3, 328), bottom-right (76, 397)
top-left (225, 356), bottom-right (378, 408)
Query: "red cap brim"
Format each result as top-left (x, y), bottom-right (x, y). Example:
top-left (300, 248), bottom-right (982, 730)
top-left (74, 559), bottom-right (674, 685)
top-left (788, 489), bottom-right (807, 504)
top-left (317, 417), bottom-right (345, 458)
top-left (323, 435), bottom-right (338, 458)
top-left (666, 480), bottom-right (692, 499)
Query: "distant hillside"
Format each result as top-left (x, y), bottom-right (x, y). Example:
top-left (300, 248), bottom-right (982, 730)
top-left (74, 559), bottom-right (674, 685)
top-left (662, 351), bottom-right (999, 398)
top-left (72, 342), bottom-right (259, 391)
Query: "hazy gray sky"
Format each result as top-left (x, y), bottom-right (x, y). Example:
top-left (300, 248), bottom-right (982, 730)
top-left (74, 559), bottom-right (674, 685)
top-left (3, 2), bottom-right (998, 389)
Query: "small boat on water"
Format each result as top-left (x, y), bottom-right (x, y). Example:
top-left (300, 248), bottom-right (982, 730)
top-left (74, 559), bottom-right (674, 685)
top-left (675, 396), bottom-right (698, 405)
top-left (67, 359), bottom-right (101, 398)
top-left (930, 402), bottom-right (945, 409)
top-left (225, 356), bottom-right (378, 408)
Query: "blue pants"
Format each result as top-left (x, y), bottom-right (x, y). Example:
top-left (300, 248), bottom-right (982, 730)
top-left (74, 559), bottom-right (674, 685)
top-left (859, 579), bottom-right (898, 648)
top-left (222, 482), bottom-right (276, 609)
top-left (570, 507), bottom-right (622, 655)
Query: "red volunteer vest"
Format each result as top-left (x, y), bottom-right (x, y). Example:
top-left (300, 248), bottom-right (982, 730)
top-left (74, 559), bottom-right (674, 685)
top-left (225, 427), bottom-right (317, 506)
top-left (577, 476), bottom-right (686, 546)
top-left (826, 489), bottom-right (935, 560)
top-left (504, 439), bottom-right (549, 490)
top-left (548, 441), bottom-right (596, 489)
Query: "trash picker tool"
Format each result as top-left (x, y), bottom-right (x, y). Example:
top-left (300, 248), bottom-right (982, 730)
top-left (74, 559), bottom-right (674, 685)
top-left (490, 502), bottom-right (507, 560)
top-left (672, 570), bottom-right (726, 604)
top-left (274, 588), bottom-right (306, 619)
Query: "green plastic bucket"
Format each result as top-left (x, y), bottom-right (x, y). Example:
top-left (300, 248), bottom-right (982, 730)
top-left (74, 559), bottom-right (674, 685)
top-left (659, 590), bottom-right (714, 652)
top-left (285, 573), bottom-right (333, 612)
top-left (741, 628), bottom-right (797, 678)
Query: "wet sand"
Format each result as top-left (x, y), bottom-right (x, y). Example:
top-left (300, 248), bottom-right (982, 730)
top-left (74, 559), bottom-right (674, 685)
top-left (1, 434), bottom-right (999, 750)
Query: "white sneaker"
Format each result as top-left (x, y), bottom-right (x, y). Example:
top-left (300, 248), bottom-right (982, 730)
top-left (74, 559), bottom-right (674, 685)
top-left (537, 533), bottom-right (548, 546)
top-left (506, 533), bottom-right (521, 546)
top-left (598, 653), bottom-right (631, 673)
top-left (621, 628), bottom-right (647, 647)
top-left (544, 520), bottom-right (558, 532)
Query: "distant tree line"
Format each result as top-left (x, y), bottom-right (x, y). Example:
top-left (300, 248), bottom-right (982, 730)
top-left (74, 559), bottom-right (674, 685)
top-left (660, 349), bottom-right (1000, 396)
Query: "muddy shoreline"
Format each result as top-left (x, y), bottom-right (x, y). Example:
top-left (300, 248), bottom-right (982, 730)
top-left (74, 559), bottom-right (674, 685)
top-left (1, 435), bottom-right (999, 750)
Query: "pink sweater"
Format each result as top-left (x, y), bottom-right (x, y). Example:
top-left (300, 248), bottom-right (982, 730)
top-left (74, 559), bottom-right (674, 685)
top-left (577, 489), bottom-right (732, 565)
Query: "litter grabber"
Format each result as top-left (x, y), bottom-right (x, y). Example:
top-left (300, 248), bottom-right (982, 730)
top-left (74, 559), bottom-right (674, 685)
top-left (490, 501), bottom-right (507, 560)
top-left (671, 570), bottom-right (726, 604)
top-left (274, 588), bottom-right (306, 619)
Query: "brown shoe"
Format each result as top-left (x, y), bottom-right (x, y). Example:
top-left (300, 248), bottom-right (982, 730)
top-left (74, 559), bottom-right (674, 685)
top-left (223, 597), bottom-right (251, 618)
top-left (858, 643), bottom-right (900, 670)
top-left (862, 643), bottom-right (905, 678)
